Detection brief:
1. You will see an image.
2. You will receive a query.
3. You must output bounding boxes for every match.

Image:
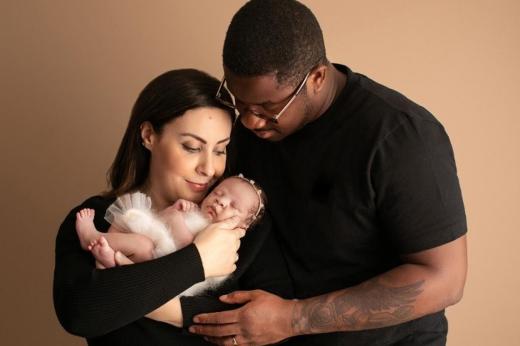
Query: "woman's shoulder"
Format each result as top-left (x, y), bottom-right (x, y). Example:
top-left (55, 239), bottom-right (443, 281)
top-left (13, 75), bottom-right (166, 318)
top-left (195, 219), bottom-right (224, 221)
top-left (80, 195), bottom-right (116, 210)
top-left (65, 195), bottom-right (116, 219)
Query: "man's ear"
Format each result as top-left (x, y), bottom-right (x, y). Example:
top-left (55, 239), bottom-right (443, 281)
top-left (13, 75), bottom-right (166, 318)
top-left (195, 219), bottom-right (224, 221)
top-left (140, 121), bottom-right (156, 150)
top-left (308, 64), bottom-right (327, 94)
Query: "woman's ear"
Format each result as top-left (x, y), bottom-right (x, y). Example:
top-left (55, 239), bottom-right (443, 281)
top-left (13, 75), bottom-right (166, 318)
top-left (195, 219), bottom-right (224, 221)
top-left (140, 121), bottom-right (155, 150)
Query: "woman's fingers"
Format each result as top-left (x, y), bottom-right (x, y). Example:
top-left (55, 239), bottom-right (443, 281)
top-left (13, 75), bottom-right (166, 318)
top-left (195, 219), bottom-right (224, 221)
top-left (193, 220), bottom-right (244, 278)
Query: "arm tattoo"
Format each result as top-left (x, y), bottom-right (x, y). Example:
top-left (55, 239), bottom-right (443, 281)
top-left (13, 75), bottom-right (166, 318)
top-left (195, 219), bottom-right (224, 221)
top-left (291, 278), bottom-right (424, 334)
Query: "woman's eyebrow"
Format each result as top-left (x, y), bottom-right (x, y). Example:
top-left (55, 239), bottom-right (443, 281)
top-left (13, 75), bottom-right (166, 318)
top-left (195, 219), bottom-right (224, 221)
top-left (217, 137), bottom-right (231, 144)
top-left (179, 133), bottom-right (230, 144)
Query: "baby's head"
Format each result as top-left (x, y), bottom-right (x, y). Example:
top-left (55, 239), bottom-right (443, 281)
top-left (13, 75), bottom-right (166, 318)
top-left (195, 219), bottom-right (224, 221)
top-left (200, 175), bottom-right (266, 228)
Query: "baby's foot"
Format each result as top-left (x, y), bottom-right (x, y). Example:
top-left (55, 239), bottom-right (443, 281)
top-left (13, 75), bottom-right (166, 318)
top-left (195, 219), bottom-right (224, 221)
top-left (90, 236), bottom-right (116, 268)
top-left (76, 208), bottom-right (100, 250)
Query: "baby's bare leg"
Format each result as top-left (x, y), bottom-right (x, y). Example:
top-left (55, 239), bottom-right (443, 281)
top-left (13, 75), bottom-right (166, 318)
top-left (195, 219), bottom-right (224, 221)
top-left (77, 208), bottom-right (156, 264)
top-left (89, 231), bottom-right (155, 267)
top-left (102, 227), bottom-right (156, 263)
top-left (90, 236), bottom-right (116, 268)
top-left (76, 208), bottom-right (101, 250)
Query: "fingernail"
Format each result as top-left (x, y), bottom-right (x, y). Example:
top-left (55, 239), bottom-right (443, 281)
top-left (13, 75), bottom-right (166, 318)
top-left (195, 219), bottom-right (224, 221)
top-left (193, 317), bottom-right (199, 323)
top-left (189, 326), bottom-right (195, 333)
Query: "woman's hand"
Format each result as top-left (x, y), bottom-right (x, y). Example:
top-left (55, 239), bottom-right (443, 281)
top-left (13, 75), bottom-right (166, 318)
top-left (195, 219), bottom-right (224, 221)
top-left (193, 216), bottom-right (245, 278)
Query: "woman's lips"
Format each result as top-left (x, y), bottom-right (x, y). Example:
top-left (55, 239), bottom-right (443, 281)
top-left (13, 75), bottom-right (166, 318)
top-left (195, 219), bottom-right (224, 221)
top-left (186, 180), bottom-right (209, 192)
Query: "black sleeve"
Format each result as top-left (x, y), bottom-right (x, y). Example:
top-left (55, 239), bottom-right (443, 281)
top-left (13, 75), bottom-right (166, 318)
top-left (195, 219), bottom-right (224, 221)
top-left (179, 213), bottom-right (293, 327)
top-left (53, 196), bottom-right (205, 338)
top-left (371, 118), bottom-right (467, 254)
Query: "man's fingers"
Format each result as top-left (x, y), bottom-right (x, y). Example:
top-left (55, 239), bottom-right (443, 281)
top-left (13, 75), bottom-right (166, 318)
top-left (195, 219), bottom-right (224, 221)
top-left (219, 290), bottom-right (255, 304)
top-left (189, 322), bottom-right (240, 337)
top-left (193, 309), bottom-right (239, 324)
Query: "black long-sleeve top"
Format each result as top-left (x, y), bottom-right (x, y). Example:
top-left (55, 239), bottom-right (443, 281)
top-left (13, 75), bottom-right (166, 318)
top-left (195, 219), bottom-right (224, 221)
top-left (54, 195), bottom-right (292, 345)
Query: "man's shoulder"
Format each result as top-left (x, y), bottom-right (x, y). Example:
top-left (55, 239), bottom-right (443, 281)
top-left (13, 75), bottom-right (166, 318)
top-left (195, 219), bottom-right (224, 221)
top-left (347, 67), bottom-right (440, 127)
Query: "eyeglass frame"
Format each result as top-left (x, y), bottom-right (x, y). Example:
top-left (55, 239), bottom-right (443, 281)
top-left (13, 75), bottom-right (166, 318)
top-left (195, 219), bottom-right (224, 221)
top-left (215, 71), bottom-right (311, 124)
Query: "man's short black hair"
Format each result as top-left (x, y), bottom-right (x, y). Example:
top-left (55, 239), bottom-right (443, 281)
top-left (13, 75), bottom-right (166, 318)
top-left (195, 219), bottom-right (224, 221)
top-left (223, 0), bottom-right (327, 86)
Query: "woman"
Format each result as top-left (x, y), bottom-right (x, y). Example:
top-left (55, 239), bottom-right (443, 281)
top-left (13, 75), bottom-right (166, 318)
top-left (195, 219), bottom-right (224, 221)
top-left (54, 69), bottom-right (257, 345)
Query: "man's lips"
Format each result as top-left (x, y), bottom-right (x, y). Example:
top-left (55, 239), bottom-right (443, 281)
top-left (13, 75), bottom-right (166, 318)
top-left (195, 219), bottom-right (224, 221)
top-left (254, 129), bottom-right (275, 138)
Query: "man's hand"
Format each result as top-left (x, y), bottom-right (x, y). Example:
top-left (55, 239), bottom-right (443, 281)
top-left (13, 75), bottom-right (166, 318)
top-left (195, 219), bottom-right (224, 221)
top-left (190, 290), bottom-right (296, 345)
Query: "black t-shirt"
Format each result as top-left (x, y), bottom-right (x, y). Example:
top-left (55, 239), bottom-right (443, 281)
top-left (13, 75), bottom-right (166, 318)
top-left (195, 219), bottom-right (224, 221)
top-left (230, 64), bottom-right (466, 345)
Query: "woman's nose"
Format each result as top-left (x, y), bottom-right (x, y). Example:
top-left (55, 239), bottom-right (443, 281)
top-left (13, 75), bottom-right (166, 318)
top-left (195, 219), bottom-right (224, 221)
top-left (196, 152), bottom-right (215, 177)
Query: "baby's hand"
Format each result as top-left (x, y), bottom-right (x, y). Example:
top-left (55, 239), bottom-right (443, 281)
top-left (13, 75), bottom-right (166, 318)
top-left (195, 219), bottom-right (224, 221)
top-left (171, 199), bottom-right (199, 212)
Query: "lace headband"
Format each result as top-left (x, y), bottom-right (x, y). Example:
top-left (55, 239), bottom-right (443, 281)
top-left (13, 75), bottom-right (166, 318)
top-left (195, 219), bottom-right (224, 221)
top-left (234, 174), bottom-right (265, 220)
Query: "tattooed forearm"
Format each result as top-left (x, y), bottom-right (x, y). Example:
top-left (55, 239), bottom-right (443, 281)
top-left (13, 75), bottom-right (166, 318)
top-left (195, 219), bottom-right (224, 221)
top-left (291, 278), bottom-right (424, 334)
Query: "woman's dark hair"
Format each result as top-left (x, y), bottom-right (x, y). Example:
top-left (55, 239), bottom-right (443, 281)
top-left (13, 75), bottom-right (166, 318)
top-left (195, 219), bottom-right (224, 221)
top-left (104, 69), bottom-right (234, 197)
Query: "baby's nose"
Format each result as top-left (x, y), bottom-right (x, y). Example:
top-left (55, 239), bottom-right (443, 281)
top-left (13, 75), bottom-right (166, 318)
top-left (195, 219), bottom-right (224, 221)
top-left (216, 197), bottom-right (230, 208)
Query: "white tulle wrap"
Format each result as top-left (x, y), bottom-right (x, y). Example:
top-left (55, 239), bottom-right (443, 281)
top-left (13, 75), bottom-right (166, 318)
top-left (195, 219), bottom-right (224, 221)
top-left (105, 192), bottom-right (227, 296)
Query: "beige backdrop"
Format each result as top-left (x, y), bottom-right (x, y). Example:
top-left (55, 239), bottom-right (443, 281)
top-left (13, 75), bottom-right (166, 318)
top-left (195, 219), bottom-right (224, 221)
top-left (2, 0), bottom-right (519, 345)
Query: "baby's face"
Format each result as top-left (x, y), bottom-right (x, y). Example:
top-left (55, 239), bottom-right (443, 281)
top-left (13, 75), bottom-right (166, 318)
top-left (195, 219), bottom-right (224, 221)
top-left (200, 177), bottom-right (259, 228)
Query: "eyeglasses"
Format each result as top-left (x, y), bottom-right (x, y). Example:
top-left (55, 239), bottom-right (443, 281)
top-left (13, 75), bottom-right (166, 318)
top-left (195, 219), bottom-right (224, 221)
top-left (215, 71), bottom-right (310, 124)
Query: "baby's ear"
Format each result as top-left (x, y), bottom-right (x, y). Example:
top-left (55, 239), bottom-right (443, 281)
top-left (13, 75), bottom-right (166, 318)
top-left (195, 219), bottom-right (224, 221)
top-left (240, 216), bottom-right (255, 230)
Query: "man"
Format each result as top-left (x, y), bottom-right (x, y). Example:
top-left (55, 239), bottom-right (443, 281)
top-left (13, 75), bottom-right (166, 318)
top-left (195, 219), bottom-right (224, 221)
top-left (190, 1), bottom-right (467, 345)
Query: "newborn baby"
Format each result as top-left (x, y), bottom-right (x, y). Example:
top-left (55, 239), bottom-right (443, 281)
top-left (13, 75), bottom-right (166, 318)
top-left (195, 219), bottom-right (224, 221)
top-left (76, 174), bottom-right (266, 295)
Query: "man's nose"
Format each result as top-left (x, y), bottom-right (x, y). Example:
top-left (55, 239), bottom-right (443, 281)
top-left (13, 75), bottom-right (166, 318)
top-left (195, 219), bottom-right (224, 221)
top-left (240, 111), bottom-right (268, 130)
